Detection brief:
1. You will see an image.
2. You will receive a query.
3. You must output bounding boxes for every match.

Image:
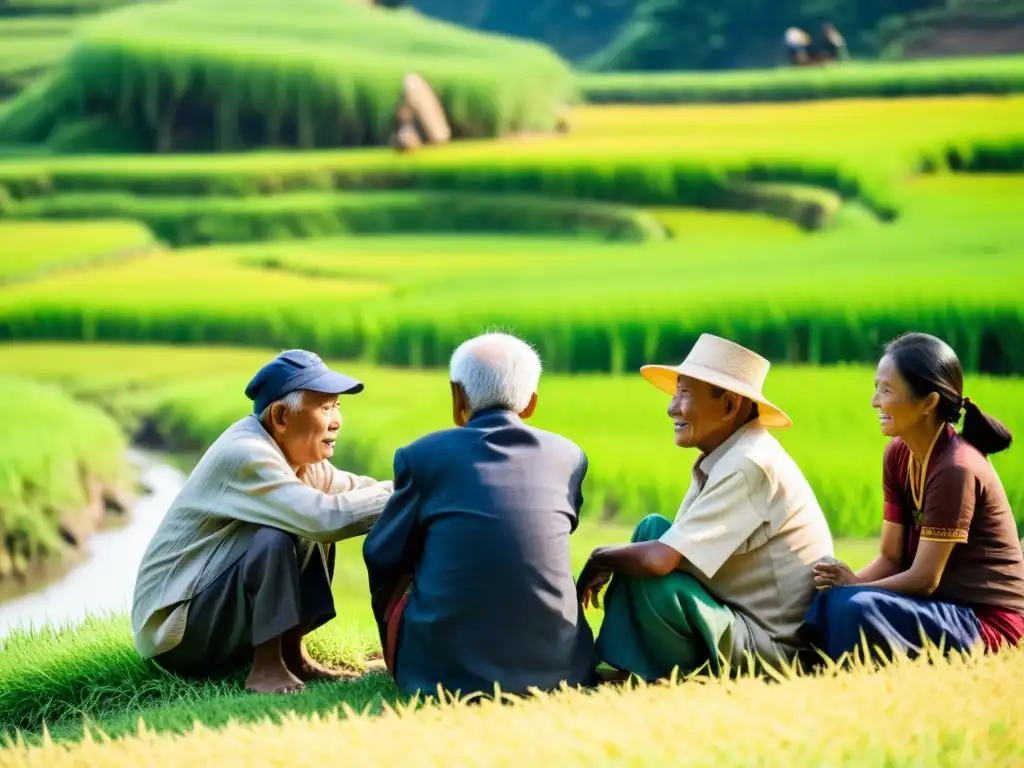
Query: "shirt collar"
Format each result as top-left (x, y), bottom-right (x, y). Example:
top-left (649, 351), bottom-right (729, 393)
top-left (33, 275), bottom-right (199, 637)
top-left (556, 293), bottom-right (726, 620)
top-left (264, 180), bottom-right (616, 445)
top-left (695, 419), bottom-right (764, 478)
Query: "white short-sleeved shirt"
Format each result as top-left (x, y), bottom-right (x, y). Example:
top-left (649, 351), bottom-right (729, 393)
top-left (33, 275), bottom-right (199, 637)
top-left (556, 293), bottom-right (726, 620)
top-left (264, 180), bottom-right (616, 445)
top-left (659, 420), bottom-right (834, 665)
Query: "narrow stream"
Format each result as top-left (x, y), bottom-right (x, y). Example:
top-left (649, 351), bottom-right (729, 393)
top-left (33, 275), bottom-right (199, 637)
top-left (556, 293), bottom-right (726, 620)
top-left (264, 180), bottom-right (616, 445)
top-left (0, 450), bottom-right (186, 641)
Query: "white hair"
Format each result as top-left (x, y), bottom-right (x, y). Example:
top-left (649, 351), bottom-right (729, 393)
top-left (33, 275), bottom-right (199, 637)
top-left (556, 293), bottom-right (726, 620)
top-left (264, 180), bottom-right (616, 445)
top-left (258, 389), bottom-right (307, 426)
top-left (449, 333), bottom-right (542, 414)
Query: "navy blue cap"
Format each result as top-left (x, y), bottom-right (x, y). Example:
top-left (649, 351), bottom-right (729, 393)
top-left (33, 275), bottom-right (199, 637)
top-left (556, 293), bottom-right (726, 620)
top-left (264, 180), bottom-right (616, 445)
top-left (245, 349), bottom-right (363, 415)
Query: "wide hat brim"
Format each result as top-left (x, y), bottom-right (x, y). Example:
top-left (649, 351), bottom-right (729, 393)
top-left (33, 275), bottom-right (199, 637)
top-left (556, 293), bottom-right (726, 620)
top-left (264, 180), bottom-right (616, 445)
top-left (639, 362), bottom-right (792, 430)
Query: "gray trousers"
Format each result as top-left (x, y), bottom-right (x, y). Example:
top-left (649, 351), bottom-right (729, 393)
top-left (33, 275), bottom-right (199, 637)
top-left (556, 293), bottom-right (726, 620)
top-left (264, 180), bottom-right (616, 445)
top-left (154, 527), bottom-right (336, 678)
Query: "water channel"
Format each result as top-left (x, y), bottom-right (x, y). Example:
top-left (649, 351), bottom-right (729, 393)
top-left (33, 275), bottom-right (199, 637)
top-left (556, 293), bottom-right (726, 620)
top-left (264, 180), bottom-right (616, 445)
top-left (0, 450), bottom-right (186, 641)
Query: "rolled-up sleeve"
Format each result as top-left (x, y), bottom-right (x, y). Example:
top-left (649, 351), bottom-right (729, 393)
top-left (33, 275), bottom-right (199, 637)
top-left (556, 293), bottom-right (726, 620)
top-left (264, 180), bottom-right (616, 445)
top-left (658, 468), bottom-right (766, 579)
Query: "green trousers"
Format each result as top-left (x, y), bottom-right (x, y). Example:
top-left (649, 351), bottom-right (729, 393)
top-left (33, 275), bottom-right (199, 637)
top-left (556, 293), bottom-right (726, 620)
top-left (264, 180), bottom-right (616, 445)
top-left (595, 514), bottom-right (736, 682)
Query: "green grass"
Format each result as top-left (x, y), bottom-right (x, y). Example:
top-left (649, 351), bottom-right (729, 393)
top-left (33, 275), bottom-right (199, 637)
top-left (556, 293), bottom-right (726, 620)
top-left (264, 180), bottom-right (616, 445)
top-left (0, 528), bottom-right (878, 743)
top-left (0, 220), bottom-right (155, 281)
top-left (7, 645), bottom-right (1021, 767)
top-left (578, 55), bottom-right (1024, 103)
top-left (3, 342), bottom-right (1022, 539)
top-left (0, 375), bottom-right (127, 580)
top-left (0, 0), bottom-right (574, 152)
top-left (0, 176), bottom-right (1021, 375)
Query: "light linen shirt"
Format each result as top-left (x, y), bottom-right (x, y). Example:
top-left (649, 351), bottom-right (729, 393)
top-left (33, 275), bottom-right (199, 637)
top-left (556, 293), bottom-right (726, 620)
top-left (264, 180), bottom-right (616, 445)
top-left (131, 414), bottom-right (392, 659)
top-left (659, 420), bottom-right (834, 666)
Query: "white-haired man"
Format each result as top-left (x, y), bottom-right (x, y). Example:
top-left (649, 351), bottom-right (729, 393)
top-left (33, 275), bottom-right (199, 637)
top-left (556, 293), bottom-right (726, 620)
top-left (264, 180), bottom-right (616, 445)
top-left (363, 332), bottom-right (597, 696)
top-left (131, 350), bottom-right (393, 694)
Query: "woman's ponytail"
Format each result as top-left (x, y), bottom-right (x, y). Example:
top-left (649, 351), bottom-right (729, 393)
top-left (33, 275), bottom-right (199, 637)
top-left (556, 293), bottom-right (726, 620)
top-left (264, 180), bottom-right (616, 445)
top-left (960, 397), bottom-right (1014, 456)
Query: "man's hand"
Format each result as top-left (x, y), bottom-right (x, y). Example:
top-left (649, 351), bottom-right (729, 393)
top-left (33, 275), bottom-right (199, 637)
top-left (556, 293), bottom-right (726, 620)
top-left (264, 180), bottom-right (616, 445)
top-left (813, 559), bottom-right (859, 591)
top-left (578, 556), bottom-right (613, 610)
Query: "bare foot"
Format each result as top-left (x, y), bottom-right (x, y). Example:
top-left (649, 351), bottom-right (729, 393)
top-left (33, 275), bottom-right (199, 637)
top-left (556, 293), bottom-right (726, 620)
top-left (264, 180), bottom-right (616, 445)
top-left (245, 663), bottom-right (305, 694)
top-left (285, 645), bottom-right (360, 682)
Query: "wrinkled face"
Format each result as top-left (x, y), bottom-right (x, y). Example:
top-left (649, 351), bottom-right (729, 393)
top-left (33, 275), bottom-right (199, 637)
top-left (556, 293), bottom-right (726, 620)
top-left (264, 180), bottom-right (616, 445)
top-left (274, 391), bottom-right (341, 467)
top-left (667, 375), bottom-right (732, 449)
top-left (871, 355), bottom-right (932, 438)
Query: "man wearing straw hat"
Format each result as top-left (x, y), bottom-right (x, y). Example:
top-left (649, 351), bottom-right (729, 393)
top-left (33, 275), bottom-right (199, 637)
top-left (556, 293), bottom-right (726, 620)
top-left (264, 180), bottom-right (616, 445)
top-left (578, 334), bottom-right (834, 681)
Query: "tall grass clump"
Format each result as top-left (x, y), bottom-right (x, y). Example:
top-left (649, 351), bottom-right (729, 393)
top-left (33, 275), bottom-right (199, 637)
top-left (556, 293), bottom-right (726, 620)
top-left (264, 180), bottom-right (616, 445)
top-left (578, 55), bottom-right (1024, 104)
top-left (0, 375), bottom-right (127, 583)
top-left (0, 0), bottom-right (574, 151)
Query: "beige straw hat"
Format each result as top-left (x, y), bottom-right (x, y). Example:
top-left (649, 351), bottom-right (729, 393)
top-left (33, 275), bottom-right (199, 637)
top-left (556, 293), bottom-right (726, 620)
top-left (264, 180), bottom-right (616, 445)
top-left (640, 334), bottom-right (792, 429)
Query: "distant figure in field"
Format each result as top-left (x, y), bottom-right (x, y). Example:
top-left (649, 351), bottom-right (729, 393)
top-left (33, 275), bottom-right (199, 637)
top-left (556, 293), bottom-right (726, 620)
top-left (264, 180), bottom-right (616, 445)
top-left (784, 26), bottom-right (812, 65)
top-left (363, 332), bottom-right (597, 697)
top-left (578, 334), bottom-right (834, 682)
top-left (131, 350), bottom-right (393, 694)
top-left (806, 333), bottom-right (1024, 660)
top-left (813, 22), bottom-right (848, 63)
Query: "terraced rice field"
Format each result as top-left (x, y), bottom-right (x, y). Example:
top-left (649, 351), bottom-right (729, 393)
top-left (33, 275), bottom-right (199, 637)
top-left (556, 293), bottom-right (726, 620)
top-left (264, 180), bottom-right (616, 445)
top-left (1, 175), bottom-right (1021, 375)
top-left (0, 220), bottom-right (154, 280)
top-left (0, 78), bottom-right (1022, 763)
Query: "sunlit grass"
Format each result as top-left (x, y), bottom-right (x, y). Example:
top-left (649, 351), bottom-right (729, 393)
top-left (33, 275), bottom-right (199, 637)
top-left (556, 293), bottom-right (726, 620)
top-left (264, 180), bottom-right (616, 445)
top-left (0, 530), bottom-right (879, 744)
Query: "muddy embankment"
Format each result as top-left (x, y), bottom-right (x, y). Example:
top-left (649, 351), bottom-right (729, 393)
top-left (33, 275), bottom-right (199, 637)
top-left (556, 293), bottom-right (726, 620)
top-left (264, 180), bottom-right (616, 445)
top-left (0, 464), bottom-right (137, 604)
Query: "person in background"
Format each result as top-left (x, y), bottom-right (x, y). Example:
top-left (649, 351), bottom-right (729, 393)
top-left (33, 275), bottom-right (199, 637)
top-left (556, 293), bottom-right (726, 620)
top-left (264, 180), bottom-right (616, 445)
top-left (363, 332), bottom-right (596, 697)
top-left (578, 334), bottom-right (834, 682)
top-left (815, 22), bottom-right (848, 62)
top-left (784, 26), bottom-right (811, 65)
top-left (131, 350), bottom-right (393, 694)
top-left (807, 333), bottom-right (1024, 660)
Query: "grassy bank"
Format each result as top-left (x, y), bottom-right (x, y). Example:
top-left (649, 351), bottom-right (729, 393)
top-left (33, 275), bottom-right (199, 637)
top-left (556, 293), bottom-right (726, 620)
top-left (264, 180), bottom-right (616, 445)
top-left (0, 375), bottom-right (127, 588)
top-left (1, 176), bottom-right (1021, 374)
top-left (1, 619), bottom-right (1019, 763)
top-left (0, 530), bottom-right (878, 743)
top-left (3, 343), bottom-right (1022, 538)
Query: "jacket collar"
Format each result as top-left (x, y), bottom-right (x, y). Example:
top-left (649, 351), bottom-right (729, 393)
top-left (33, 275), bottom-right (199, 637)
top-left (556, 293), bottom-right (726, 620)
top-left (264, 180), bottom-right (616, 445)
top-left (467, 407), bottom-right (522, 427)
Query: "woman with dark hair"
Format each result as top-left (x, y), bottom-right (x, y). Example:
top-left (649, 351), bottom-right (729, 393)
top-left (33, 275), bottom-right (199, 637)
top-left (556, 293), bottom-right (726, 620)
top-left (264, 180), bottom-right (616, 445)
top-left (804, 332), bottom-right (1024, 660)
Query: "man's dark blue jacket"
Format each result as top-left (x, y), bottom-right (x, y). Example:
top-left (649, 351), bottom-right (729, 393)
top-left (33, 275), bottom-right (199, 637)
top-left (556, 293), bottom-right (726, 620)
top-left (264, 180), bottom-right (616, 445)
top-left (363, 407), bottom-right (597, 696)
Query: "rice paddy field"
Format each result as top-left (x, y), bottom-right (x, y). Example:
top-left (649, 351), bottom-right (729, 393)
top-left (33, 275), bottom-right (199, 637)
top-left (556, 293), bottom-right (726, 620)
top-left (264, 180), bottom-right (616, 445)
top-left (1, 1), bottom-right (1024, 758)
top-left (0, 220), bottom-right (154, 281)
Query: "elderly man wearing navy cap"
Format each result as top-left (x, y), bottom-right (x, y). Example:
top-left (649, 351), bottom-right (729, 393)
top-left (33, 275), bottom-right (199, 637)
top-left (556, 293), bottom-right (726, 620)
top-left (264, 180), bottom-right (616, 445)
top-left (131, 350), bottom-right (393, 694)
